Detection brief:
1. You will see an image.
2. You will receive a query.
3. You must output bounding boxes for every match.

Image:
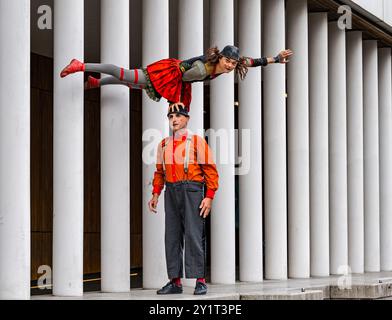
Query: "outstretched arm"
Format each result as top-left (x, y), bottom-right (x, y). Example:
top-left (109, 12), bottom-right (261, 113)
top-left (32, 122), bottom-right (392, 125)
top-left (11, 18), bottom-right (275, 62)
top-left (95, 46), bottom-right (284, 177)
top-left (244, 49), bottom-right (293, 67)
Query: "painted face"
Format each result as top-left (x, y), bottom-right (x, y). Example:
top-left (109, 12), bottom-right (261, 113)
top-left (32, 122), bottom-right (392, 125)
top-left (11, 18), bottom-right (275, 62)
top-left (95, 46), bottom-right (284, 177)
top-left (219, 56), bottom-right (238, 73)
top-left (168, 113), bottom-right (189, 132)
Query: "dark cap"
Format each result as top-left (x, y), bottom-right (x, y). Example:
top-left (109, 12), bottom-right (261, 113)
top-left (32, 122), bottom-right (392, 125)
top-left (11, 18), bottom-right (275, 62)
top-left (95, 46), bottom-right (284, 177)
top-left (167, 104), bottom-right (190, 118)
top-left (221, 45), bottom-right (240, 61)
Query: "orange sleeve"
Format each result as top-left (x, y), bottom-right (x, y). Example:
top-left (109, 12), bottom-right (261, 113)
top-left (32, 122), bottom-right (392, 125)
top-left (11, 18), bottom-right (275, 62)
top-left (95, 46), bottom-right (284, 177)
top-left (152, 139), bottom-right (166, 195)
top-left (195, 136), bottom-right (219, 199)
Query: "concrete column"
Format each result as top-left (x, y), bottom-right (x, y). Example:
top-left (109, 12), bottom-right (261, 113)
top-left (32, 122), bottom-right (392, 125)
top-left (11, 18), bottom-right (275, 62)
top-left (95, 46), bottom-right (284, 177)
top-left (142, 0), bottom-right (170, 289)
top-left (178, 0), bottom-right (204, 287)
top-left (309, 13), bottom-right (330, 277)
top-left (346, 31), bottom-right (364, 274)
top-left (363, 40), bottom-right (380, 272)
top-left (238, 0), bottom-right (263, 282)
top-left (328, 22), bottom-right (348, 275)
top-left (100, 0), bottom-right (130, 292)
top-left (263, 0), bottom-right (287, 280)
top-left (378, 48), bottom-right (392, 271)
top-left (178, 0), bottom-right (204, 134)
top-left (209, 0), bottom-right (236, 284)
top-left (53, 0), bottom-right (84, 296)
top-left (0, 0), bottom-right (30, 300)
top-left (286, 0), bottom-right (310, 279)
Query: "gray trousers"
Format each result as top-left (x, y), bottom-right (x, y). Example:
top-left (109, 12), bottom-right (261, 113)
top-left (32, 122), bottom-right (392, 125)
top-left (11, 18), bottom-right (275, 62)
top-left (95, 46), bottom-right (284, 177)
top-left (164, 181), bottom-right (207, 279)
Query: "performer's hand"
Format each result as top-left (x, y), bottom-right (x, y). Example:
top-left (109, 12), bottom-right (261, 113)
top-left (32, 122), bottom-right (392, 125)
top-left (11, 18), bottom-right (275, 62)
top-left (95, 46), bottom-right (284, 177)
top-left (199, 198), bottom-right (213, 219)
top-left (277, 49), bottom-right (293, 64)
top-left (169, 102), bottom-right (185, 113)
top-left (148, 194), bottom-right (159, 214)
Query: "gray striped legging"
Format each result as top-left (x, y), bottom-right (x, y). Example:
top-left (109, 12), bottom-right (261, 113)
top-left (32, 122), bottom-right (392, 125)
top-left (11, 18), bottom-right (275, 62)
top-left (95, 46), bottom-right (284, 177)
top-left (85, 63), bottom-right (147, 88)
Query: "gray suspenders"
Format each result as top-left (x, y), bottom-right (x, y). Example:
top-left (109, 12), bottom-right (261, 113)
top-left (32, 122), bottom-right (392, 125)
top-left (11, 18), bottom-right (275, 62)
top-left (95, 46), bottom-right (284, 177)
top-left (184, 135), bottom-right (192, 174)
top-left (161, 138), bottom-right (169, 175)
top-left (162, 134), bottom-right (193, 175)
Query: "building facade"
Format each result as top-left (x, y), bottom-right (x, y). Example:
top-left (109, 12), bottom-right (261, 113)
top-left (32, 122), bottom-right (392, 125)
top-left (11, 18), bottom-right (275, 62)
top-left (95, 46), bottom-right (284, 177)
top-left (1, 0), bottom-right (392, 299)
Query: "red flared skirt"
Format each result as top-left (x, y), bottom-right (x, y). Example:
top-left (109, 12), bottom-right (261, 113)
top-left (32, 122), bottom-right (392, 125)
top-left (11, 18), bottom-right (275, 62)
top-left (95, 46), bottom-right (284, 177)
top-left (146, 58), bottom-right (192, 110)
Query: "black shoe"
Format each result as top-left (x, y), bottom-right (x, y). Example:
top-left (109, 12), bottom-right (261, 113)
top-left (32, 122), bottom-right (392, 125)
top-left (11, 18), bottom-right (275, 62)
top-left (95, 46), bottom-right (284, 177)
top-left (157, 281), bottom-right (183, 295)
top-left (194, 281), bottom-right (208, 295)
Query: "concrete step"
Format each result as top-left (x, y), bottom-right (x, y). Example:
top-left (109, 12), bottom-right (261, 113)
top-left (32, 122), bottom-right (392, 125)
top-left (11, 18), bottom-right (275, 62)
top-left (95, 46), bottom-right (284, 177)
top-left (330, 281), bottom-right (392, 300)
top-left (240, 290), bottom-right (324, 300)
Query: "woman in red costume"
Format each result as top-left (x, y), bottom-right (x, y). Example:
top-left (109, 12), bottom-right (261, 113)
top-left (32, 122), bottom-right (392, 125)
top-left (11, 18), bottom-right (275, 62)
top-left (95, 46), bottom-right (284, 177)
top-left (60, 45), bottom-right (292, 111)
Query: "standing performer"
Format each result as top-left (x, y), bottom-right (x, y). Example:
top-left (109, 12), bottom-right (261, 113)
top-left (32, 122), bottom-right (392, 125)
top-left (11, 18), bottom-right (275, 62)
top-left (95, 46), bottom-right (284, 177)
top-left (148, 104), bottom-right (219, 295)
top-left (60, 45), bottom-right (293, 111)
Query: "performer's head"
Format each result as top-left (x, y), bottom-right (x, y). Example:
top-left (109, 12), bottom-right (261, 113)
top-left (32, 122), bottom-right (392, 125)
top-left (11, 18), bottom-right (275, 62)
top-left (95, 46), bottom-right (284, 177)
top-left (207, 45), bottom-right (248, 80)
top-left (167, 104), bottom-right (190, 133)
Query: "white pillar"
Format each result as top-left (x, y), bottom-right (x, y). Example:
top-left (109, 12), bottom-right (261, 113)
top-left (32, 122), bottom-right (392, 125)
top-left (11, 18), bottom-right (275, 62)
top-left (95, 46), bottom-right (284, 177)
top-left (178, 0), bottom-right (204, 135)
top-left (0, 0), bottom-right (30, 300)
top-left (309, 13), bottom-right (330, 277)
top-left (286, 0), bottom-right (310, 279)
top-left (209, 0), bottom-right (236, 284)
top-left (142, 0), bottom-right (170, 289)
top-left (178, 0), bottom-right (204, 287)
top-left (53, 0), bottom-right (84, 296)
top-left (100, 0), bottom-right (130, 292)
top-left (263, 0), bottom-right (287, 280)
top-left (238, 0), bottom-right (263, 282)
top-left (379, 48), bottom-right (392, 271)
top-left (363, 40), bottom-right (380, 273)
top-left (328, 22), bottom-right (348, 275)
top-left (346, 31), bottom-right (364, 274)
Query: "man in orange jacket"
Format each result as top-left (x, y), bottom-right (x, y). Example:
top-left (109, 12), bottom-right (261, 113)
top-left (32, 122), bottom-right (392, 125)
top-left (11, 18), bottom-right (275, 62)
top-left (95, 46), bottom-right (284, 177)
top-left (148, 103), bottom-right (219, 296)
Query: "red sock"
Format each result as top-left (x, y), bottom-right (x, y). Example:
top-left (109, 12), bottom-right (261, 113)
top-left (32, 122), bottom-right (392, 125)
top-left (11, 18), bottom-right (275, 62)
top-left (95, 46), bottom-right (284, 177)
top-left (60, 59), bottom-right (85, 78)
top-left (172, 277), bottom-right (182, 286)
top-left (197, 278), bottom-right (206, 284)
top-left (85, 76), bottom-right (100, 89)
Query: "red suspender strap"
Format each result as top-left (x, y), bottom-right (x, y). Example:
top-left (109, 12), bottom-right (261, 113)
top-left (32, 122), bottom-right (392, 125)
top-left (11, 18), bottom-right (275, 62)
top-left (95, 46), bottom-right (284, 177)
top-left (134, 69), bottom-right (139, 84)
top-left (120, 68), bottom-right (125, 81)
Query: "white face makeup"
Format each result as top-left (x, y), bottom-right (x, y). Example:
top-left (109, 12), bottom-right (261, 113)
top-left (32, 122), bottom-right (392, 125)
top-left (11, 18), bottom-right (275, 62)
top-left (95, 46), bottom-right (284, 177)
top-left (168, 113), bottom-right (189, 133)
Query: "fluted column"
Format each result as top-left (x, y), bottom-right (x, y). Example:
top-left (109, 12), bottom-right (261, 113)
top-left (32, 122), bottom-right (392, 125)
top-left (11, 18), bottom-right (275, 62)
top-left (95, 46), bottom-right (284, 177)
top-left (53, 0), bottom-right (84, 296)
top-left (379, 48), bottom-right (392, 271)
top-left (287, 0), bottom-right (310, 279)
top-left (263, 0), bottom-right (287, 280)
top-left (328, 22), bottom-right (348, 275)
top-left (363, 40), bottom-right (380, 273)
top-left (178, 0), bottom-right (204, 134)
top-left (238, 0), bottom-right (263, 282)
top-left (209, 0), bottom-right (236, 284)
top-left (347, 31), bottom-right (364, 274)
top-left (178, 0), bottom-right (204, 287)
top-left (100, 0), bottom-right (130, 292)
top-left (0, 0), bottom-right (31, 300)
top-left (142, 0), bottom-right (170, 289)
top-left (309, 12), bottom-right (330, 277)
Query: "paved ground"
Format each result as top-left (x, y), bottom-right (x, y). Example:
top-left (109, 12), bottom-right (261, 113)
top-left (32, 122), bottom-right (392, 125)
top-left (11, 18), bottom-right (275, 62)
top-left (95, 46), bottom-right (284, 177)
top-left (31, 271), bottom-right (392, 300)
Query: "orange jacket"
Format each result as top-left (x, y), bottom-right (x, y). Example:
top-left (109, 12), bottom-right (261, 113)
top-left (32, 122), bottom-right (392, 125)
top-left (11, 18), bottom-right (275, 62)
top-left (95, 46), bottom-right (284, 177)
top-left (152, 131), bottom-right (219, 199)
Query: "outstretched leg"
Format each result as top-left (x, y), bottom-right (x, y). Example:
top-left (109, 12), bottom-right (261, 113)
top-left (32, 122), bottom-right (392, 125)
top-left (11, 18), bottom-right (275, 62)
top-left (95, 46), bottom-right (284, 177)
top-left (61, 59), bottom-right (146, 85)
top-left (85, 75), bottom-right (147, 90)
